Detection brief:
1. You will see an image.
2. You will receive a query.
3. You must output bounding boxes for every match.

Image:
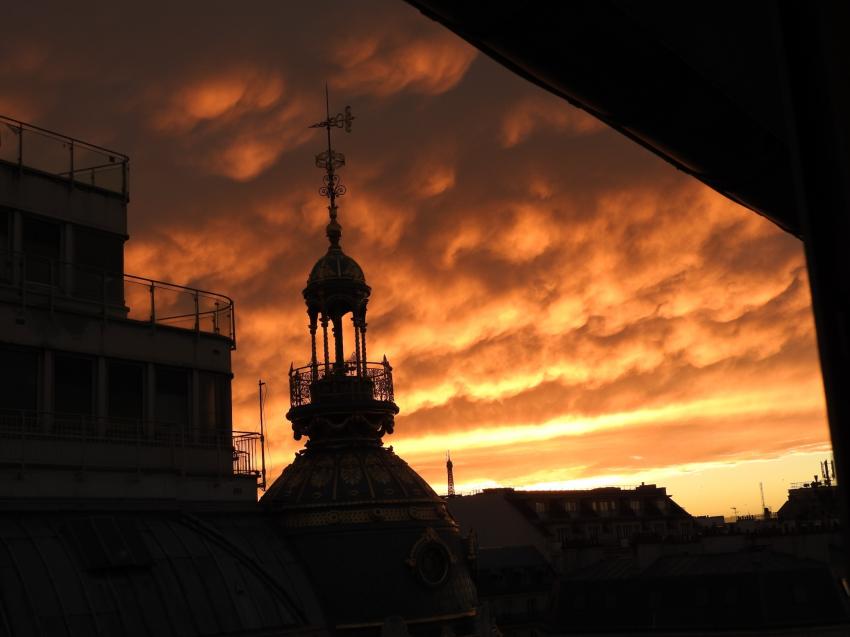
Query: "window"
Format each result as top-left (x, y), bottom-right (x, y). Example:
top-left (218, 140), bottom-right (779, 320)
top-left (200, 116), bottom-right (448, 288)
top-left (22, 216), bottom-right (60, 284)
top-left (534, 501), bottom-right (546, 514)
top-left (564, 500), bottom-right (578, 512)
top-left (54, 355), bottom-right (94, 418)
top-left (155, 366), bottom-right (189, 427)
top-left (0, 346), bottom-right (38, 414)
top-left (107, 360), bottom-right (144, 423)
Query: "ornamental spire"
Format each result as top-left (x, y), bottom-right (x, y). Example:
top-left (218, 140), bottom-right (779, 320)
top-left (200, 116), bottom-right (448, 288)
top-left (308, 85), bottom-right (355, 250)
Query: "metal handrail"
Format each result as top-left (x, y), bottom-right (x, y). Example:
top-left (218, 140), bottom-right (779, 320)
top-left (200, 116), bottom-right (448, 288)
top-left (0, 249), bottom-right (236, 346)
top-left (289, 360), bottom-right (395, 407)
top-left (0, 114), bottom-right (129, 198)
top-left (0, 408), bottom-right (263, 478)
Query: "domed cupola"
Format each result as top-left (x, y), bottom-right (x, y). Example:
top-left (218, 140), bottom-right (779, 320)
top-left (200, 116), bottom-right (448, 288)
top-left (281, 99), bottom-right (398, 446)
top-left (261, 96), bottom-right (481, 635)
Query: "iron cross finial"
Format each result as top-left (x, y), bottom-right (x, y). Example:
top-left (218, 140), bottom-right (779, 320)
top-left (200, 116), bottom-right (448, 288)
top-left (309, 86), bottom-right (355, 247)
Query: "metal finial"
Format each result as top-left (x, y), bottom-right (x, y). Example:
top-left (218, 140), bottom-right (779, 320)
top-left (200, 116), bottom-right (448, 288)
top-left (308, 85), bottom-right (355, 249)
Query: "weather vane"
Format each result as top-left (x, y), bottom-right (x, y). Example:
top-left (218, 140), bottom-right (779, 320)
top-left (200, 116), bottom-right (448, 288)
top-left (309, 85), bottom-right (355, 222)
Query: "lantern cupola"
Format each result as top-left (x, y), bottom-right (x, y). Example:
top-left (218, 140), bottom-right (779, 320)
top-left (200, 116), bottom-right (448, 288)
top-left (286, 95), bottom-right (398, 446)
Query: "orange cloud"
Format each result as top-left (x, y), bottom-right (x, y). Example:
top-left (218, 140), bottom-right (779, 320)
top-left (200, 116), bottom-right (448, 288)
top-left (151, 69), bottom-right (284, 133)
top-left (331, 31), bottom-right (477, 96)
top-left (501, 94), bottom-right (606, 147)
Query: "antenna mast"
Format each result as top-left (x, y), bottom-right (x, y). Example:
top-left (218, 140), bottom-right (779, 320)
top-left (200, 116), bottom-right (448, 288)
top-left (446, 451), bottom-right (455, 497)
top-left (258, 379), bottom-right (267, 491)
top-left (760, 482), bottom-right (768, 519)
top-left (822, 458), bottom-right (835, 486)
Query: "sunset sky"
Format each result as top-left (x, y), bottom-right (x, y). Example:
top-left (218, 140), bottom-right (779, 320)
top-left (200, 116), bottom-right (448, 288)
top-left (2, 1), bottom-right (833, 515)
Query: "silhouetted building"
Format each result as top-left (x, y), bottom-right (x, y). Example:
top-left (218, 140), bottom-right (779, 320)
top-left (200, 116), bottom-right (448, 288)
top-left (448, 485), bottom-right (694, 570)
top-left (0, 115), bottom-right (260, 501)
top-left (261, 103), bottom-right (482, 635)
top-left (476, 546), bottom-right (554, 637)
top-left (778, 480), bottom-right (841, 531)
top-left (549, 550), bottom-right (849, 635)
top-left (0, 116), bottom-right (327, 635)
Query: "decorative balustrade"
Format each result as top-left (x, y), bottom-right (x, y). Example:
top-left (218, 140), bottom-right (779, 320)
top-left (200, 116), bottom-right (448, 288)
top-left (0, 409), bottom-right (262, 479)
top-left (0, 114), bottom-right (129, 198)
top-left (289, 360), bottom-right (395, 407)
top-left (0, 250), bottom-right (235, 345)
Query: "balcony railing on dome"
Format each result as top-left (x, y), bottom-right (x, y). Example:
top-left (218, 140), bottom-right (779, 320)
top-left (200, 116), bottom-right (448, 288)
top-left (289, 360), bottom-right (395, 407)
top-left (0, 114), bottom-right (129, 198)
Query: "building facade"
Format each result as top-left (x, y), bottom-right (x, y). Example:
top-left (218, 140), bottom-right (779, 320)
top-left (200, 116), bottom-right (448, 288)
top-left (0, 114), bottom-right (260, 501)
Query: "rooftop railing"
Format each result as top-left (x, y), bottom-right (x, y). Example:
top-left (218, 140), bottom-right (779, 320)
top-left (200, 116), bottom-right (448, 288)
top-left (289, 360), bottom-right (395, 407)
top-left (0, 250), bottom-right (236, 345)
top-left (0, 409), bottom-right (263, 481)
top-left (0, 114), bottom-right (129, 199)
top-left (789, 481), bottom-right (835, 490)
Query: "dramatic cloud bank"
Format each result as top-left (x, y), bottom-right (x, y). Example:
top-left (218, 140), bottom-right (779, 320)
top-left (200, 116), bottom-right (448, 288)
top-left (2, 0), bottom-right (830, 513)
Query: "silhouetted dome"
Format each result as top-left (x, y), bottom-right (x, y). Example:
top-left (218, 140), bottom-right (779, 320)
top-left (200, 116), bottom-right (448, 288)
top-left (261, 446), bottom-right (479, 627)
top-left (0, 509), bottom-right (327, 636)
top-left (307, 248), bottom-right (366, 286)
top-left (264, 445), bottom-right (437, 507)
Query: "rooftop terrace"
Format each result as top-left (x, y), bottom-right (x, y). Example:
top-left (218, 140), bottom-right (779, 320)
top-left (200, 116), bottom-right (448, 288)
top-left (0, 114), bottom-right (129, 199)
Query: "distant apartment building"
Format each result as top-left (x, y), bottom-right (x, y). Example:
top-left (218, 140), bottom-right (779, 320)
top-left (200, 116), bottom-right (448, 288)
top-left (448, 484), bottom-right (694, 563)
top-left (778, 479), bottom-right (841, 530)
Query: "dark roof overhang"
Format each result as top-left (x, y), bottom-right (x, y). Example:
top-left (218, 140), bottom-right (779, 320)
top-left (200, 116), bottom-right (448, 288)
top-left (406, 0), bottom-right (800, 236)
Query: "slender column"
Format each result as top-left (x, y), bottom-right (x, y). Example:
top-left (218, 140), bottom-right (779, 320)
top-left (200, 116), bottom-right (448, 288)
top-left (332, 315), bottom-right (344, 368)
top-left (309, 313), bottom-right (318, 380)
top-left (353, 318), bottom-right (362, 376)
top-left (321, 316), bottom-right (330, 373)
top-left (360, 322), bottom-right (367, 370)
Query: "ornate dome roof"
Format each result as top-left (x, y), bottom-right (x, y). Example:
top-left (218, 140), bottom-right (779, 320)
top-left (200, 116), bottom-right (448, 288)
top-left (307, 247), bottom-right (366, 286)
top-left (262, 445), bottom-right (480, 629)
top-left (263, 445), bottom-right (438, 510)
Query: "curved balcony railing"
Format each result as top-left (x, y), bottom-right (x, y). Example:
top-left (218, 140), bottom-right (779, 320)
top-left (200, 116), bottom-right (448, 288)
top-left (0, 114), bottom-right (129, 198)
top-left (289, 360), bottom-right (395, 407)
top-left (0, 250), bottom-right (235, 346)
